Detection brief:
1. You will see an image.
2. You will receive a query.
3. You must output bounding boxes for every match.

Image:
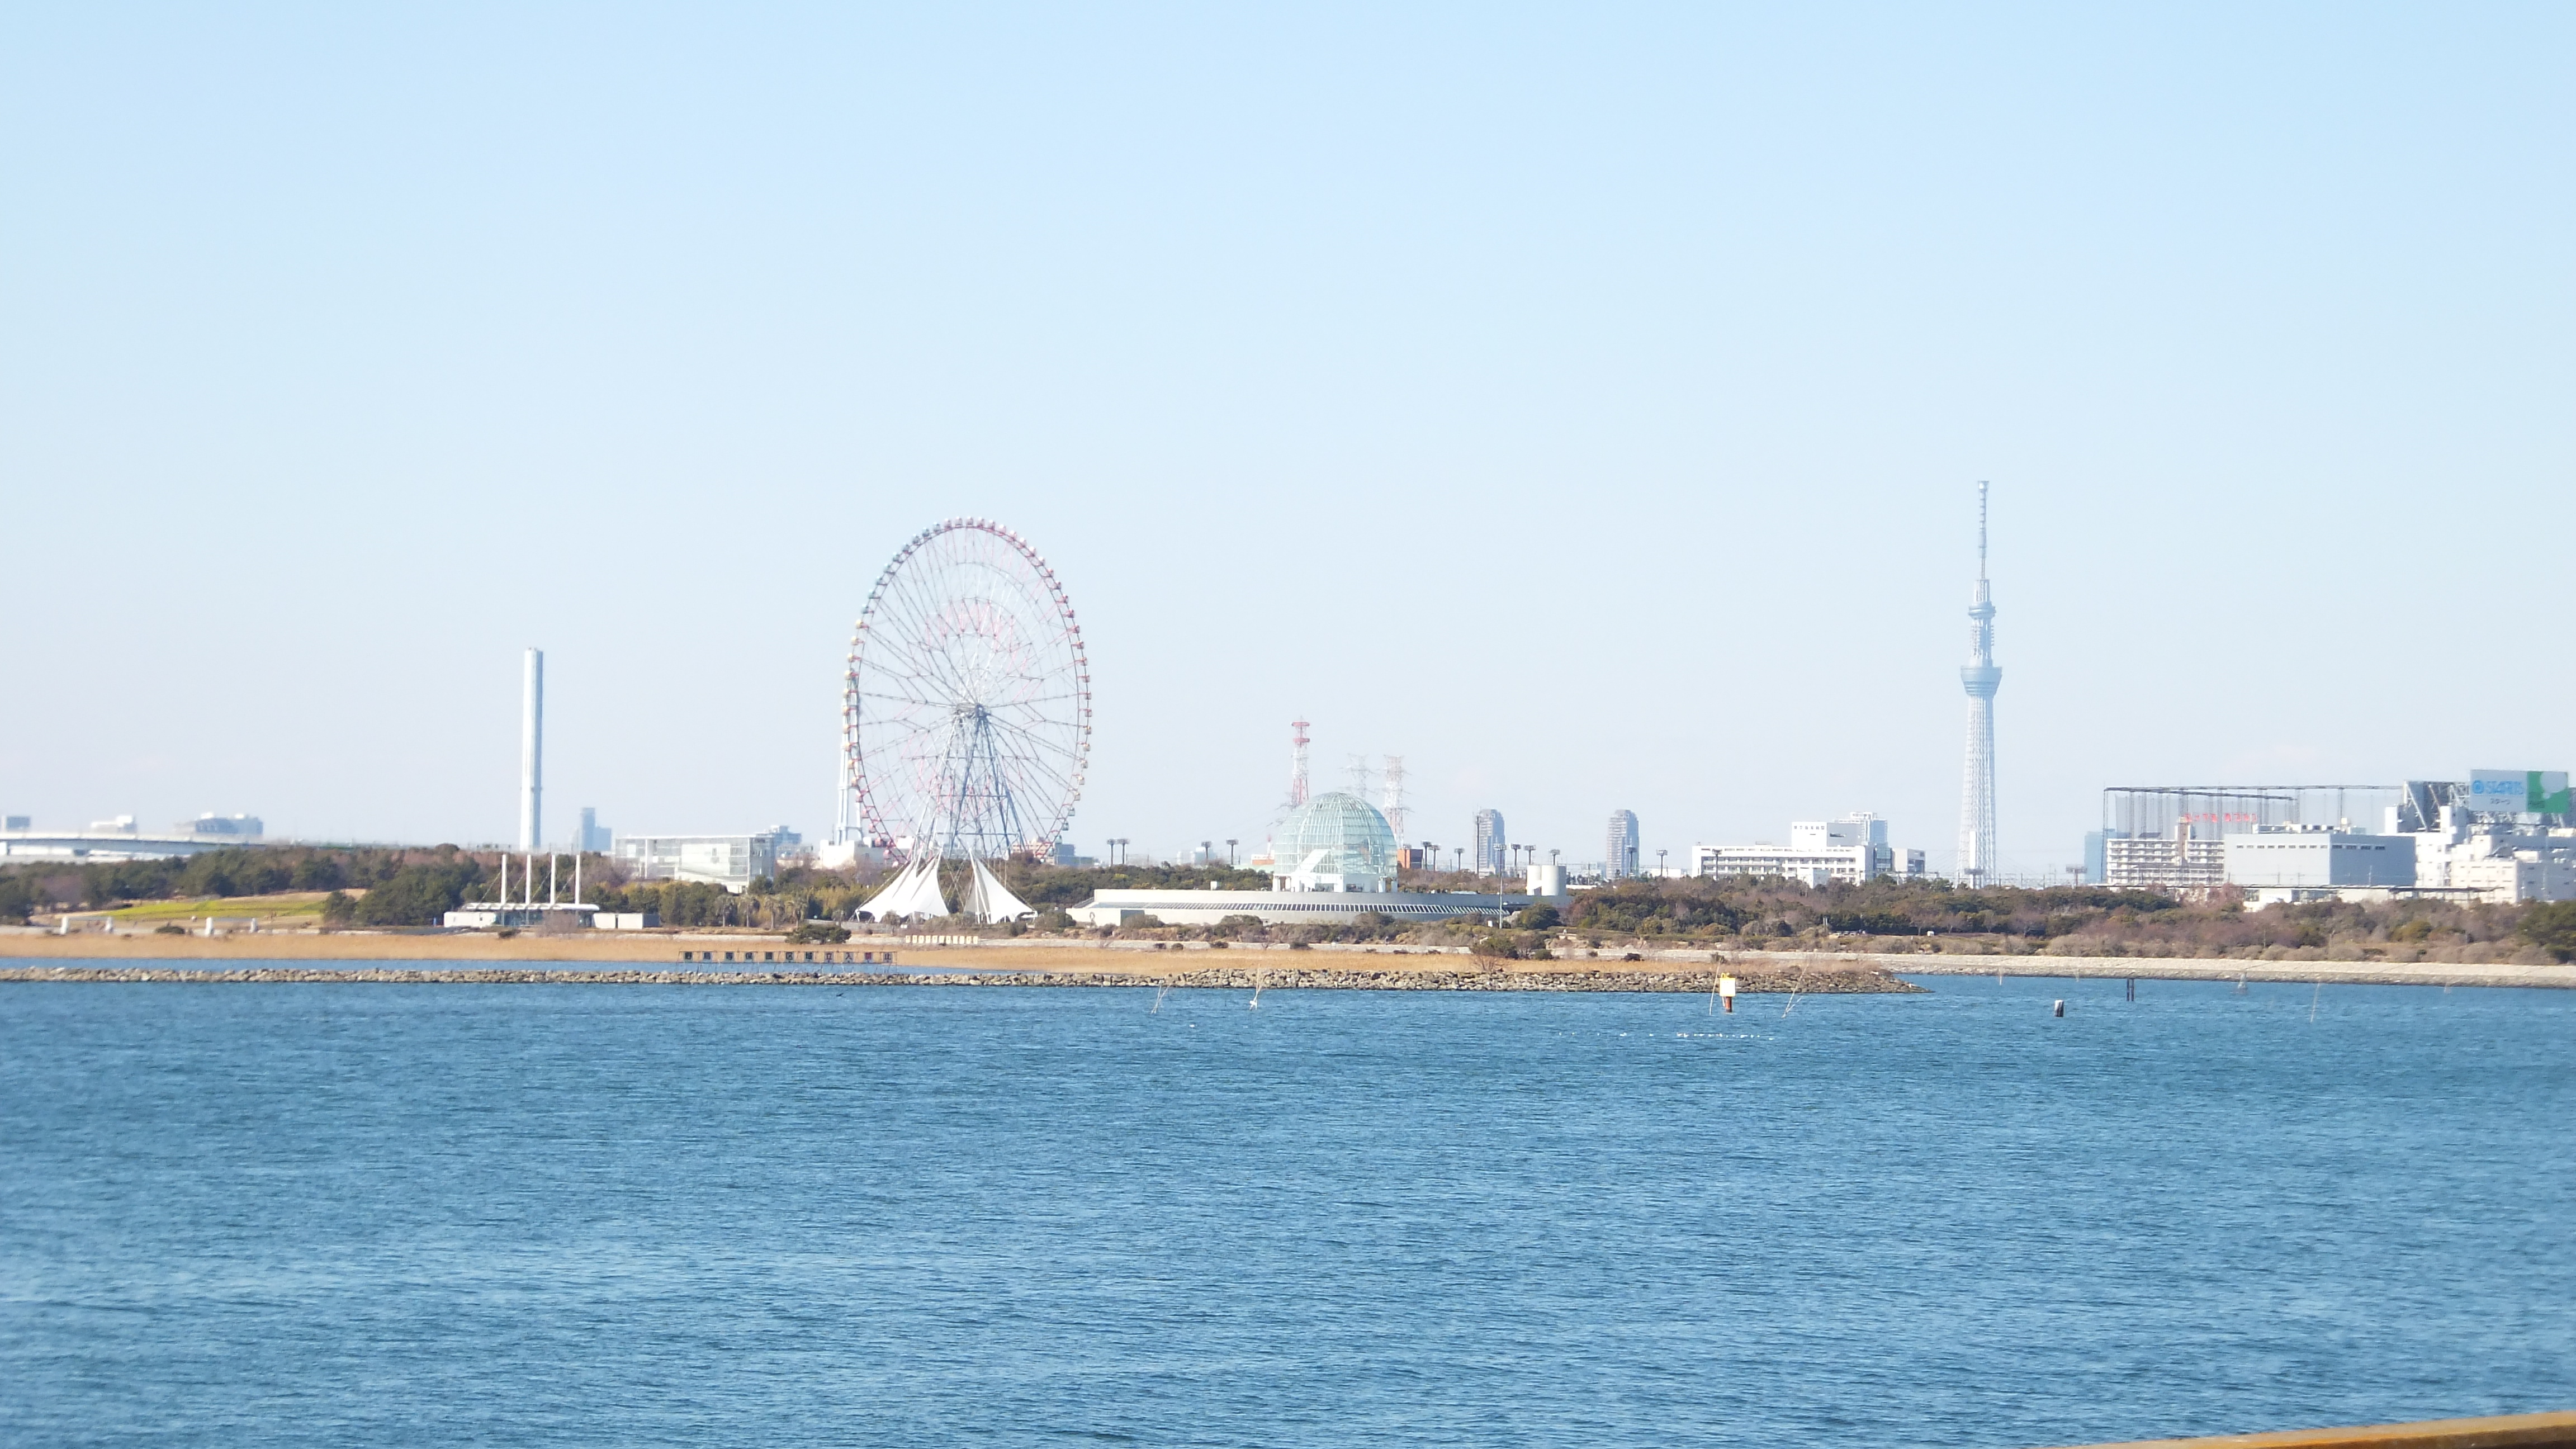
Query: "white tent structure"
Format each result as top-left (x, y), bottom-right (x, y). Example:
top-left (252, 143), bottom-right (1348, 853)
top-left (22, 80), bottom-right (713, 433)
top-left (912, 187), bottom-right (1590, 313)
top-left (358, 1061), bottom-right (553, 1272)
top-left (861, 854), bottom-right (1035, 924)
top-left (862, 855), bottom-right (950, 921)
top-left (960, 859), bottom-right (1034, 924)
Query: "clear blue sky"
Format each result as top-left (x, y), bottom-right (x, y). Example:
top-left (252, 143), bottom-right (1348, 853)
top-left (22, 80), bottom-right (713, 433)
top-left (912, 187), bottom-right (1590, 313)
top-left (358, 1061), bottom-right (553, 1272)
top-left (2, 4), bottom-right (2568, 874)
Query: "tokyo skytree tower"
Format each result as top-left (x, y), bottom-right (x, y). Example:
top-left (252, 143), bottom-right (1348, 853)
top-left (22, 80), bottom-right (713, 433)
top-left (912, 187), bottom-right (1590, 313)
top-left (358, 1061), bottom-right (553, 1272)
top-left (1957, 482), bottom-right (2001, 884)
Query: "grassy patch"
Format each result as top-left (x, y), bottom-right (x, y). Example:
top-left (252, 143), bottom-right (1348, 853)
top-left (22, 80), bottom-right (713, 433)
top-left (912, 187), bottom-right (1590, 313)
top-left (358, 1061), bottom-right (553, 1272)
top-left (106, 891), bottom-right (346, 922)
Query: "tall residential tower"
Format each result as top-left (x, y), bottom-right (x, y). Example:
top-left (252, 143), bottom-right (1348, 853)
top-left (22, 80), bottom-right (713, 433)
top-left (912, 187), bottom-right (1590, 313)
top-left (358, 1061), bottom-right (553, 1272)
top-left (1606, 809), bottom-right (1641, 878)
top-left (1956, 484), bottom-right (2000, 884)
top-left (1473, 808), bottom-right (1507, 876)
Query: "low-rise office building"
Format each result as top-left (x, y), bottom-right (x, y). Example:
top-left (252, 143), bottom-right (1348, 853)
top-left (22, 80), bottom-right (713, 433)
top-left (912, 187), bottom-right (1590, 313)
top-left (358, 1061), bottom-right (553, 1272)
top-left (2223, 826), bottom-right (2416, 905)
top-left (1, 813), bottom-right (272, 863)
top-left (612, 828), bottom-right (799, 893)
top-left (1691, 814), bottom-right (1920, 887)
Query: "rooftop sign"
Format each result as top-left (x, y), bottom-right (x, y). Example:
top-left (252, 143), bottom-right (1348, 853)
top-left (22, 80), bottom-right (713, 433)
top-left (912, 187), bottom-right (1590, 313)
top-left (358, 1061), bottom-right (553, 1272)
top-left (2468, 770), bottom-right (2572, 815)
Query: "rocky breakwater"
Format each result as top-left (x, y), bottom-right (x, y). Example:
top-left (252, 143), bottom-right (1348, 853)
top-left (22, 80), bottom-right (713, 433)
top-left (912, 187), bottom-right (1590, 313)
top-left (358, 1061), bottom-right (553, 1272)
top-left (992, 963), bottom-right (1924, 993)
top-left (1, 963), bottom-right (1922, 993)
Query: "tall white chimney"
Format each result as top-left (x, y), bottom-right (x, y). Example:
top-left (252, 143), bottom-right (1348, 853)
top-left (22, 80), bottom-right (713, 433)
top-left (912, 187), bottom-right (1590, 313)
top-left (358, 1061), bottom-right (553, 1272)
top-left (519, 647), bottom-right (544, 852)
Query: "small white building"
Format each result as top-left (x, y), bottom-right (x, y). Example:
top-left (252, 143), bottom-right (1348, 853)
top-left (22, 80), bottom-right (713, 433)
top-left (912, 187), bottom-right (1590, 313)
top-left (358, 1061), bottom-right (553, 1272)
top-left (442, 903), bottom-right (661, 930)
top-left (1692, 814), bottom-right (1919, 886)
top-left (813, 840), bottom-right (889, 872)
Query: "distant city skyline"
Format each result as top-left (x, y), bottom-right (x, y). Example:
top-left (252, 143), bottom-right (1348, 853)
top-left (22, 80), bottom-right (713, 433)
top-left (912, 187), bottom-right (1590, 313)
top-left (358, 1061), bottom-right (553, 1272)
top-left (3, 7), bottom-right (2569, 875)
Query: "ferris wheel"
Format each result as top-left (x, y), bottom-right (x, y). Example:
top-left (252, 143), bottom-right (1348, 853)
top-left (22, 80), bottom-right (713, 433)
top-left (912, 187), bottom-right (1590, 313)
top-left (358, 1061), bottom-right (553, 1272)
top-left (841, 518), bottom-right (1091, 862)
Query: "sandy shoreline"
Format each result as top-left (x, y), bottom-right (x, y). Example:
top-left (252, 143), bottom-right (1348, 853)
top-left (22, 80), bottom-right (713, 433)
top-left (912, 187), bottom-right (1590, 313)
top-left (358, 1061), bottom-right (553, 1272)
top-left (3, 929), bottom-right (2567, 989)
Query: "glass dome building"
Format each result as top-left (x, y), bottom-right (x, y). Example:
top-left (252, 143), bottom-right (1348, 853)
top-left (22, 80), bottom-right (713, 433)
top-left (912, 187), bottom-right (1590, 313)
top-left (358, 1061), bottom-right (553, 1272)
top-left (1271, 791), bottom-right (1399, 892)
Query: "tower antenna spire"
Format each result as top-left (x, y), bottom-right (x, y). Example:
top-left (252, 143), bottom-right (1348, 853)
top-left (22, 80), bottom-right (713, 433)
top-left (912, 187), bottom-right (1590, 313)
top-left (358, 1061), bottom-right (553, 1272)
top-left (1978, 479), bottom-right (1988, 581)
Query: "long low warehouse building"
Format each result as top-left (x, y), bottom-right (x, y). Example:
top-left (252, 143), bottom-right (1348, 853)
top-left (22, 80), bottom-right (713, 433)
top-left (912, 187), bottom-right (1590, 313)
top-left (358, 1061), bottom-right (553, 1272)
top-left (1073, 790), bottom-right (1555, 926)
top-left (1070, 888), bottom-right (1544, 929)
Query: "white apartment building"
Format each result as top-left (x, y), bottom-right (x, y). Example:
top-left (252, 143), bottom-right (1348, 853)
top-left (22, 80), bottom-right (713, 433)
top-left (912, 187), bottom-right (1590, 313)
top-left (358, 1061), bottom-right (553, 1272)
top-left (1692, 814), bottom-right (1921, 887)
top-left (2105, 830), bottom-right (2228, 892)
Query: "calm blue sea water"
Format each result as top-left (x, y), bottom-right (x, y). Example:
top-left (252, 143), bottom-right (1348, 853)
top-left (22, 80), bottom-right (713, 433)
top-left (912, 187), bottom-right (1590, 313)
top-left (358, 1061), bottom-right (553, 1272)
top-left (2, 972), bottom-right (2570, 1448)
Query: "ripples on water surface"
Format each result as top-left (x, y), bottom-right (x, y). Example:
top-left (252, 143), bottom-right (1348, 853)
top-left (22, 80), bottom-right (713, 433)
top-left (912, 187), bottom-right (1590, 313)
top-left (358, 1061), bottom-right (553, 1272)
top-left (2, 973), bottom-right (2569, 1447)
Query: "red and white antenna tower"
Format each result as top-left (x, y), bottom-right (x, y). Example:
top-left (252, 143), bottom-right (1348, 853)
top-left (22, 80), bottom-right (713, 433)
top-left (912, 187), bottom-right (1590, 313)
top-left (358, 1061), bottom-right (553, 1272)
top-left (1381, 755), bottom-right (1408, 839)
top-left (1286, 718), bottom-right (1311, 810)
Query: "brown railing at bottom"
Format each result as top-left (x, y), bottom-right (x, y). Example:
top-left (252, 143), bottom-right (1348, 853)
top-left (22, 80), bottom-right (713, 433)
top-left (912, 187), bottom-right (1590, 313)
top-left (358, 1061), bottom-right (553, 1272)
top-left (2052, 1410), bottom-right (2576, 1449)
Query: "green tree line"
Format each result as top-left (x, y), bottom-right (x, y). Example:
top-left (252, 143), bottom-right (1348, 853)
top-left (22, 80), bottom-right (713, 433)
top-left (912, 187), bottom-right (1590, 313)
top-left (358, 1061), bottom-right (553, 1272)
top-left (8, 850), bottom-right (2571, 960)
top-left (0, 846), bottom-right (492, 928)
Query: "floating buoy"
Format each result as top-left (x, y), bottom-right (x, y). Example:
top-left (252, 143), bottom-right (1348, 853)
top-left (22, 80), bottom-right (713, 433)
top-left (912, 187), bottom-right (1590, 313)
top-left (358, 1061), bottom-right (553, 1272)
top-left (2053, 1000), bottom-right (2066, 1018)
